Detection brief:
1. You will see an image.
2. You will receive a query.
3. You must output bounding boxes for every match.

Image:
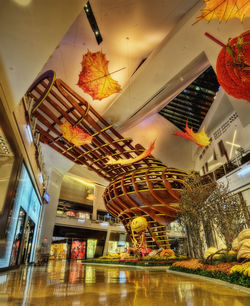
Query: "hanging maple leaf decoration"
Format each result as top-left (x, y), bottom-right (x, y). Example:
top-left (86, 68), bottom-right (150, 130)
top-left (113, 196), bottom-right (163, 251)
top-left (194, 0), bottom-right (250, 23)
top-left (77, 50), bottom-right (121, 100)
top-left (216, 30), bottom-right (250, 101)
top-left (106, 141), bottom-right (155, 165)
top-left (60, 121), bottom-right (93, 146)
top-left (175, 122), bottom-right (210, 148)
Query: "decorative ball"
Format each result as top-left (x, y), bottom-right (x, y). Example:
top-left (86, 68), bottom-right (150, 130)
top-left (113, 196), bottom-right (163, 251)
top-left (216, 30), bottom-right (250, 101)
top-left (131, 216), bottom-right (148, 233)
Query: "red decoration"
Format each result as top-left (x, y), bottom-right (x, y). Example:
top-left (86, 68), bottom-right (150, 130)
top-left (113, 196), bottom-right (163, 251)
top-left (215, 30), bottom-right (250, 101)
top-left (77, 50), bottom-right (121, 100)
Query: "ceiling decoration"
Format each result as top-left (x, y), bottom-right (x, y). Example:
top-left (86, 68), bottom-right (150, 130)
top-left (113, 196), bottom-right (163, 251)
top-left (215, 30), bottom-right (250, 101)
top-left (175, 122), bottom-right (210, 147)
top-left (159, 66), bottom-right (220, 132)
top-left (77, 50), bottom-right (122, 100)
top-left (26, 70), bottom-right (189, 250)
top-left (84, 1), bottom-right (103, 44)
top-left (61, 121), bottom-right (92, 146)
top-left (106, 140), bottom-right (155, 165)
top-left (194, 0), bottom-right (250, 23)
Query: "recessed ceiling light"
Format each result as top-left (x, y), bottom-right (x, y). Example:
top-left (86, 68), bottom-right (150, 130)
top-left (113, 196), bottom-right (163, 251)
top-left (83, 1), bottom-right (103, 45)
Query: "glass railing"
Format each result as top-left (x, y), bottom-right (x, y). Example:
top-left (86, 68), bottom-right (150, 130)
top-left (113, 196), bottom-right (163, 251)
top-left (56, 210), bottom-right (121, 226)
top-left (203, 148), bottom-right (250, 181)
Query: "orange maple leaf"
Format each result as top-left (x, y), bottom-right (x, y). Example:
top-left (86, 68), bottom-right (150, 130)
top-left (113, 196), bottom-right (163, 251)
top-left (77, 50), bottom-right (121, 100)
top-left (175, 123), bottom-right (210, 148)
top-left (60, 121), bottom-right (92, 146)
top-left (106, 141), bottom-right (155, 165)
top-left (194, 0), bottom-right (250, 23)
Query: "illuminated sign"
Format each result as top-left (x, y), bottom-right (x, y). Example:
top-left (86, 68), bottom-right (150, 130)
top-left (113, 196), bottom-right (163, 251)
top-left (44, 192), bottom-right (50, 203)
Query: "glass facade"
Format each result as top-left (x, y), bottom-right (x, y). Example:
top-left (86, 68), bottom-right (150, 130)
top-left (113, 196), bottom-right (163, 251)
top-left (0, 165), bottom-right (42, 268)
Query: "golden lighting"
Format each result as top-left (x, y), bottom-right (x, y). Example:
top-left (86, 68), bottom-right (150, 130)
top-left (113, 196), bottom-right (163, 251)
top-left (86, 193), bottom-right (96, 201)
top-left (13, 0), bottom-right (32, 6)
top-left (64, 174), bottom-right (94, 187)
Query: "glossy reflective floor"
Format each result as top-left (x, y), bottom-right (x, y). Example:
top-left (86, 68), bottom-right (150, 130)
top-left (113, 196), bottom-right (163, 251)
top-left (0, 261), bottom-right (249, 305)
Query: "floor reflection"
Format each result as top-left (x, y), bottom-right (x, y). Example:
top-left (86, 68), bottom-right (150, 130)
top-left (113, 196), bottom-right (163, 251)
top-left (0, 260), bottom-right (249, 305)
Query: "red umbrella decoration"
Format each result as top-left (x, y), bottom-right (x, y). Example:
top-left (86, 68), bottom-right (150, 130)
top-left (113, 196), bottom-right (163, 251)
top-left (175, 122), bottom-right (210, 148)
top-left (60, 121), bottom-right (93, 146)
top-left (205, 31), bottom-right (250, 101)
top-left (194, 0), bottom-right (250, 23)
top-left (77, 50), bottom-right (122, 100)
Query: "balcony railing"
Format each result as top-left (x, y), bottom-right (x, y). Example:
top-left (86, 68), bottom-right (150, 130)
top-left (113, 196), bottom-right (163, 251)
top-left (56, 210), bottom-right (122, 226)
top-left (203, 148), bottom-right (250, 181)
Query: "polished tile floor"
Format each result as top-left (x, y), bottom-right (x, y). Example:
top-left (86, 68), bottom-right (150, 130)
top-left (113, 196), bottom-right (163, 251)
top-left (0, 260), bottom-right (249, 305)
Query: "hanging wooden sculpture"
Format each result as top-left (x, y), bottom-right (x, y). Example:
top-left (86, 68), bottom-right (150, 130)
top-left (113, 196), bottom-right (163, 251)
top-left (77, 50), bottom-right (121, 100)
top-left (195, 0), bottom-right (250, 23)
top-left (26, 70), bottom-right (188, 250)
top-left (206, 31), bottom-right (250, 101)
top-left (175, 122), bottom-right (210, 147)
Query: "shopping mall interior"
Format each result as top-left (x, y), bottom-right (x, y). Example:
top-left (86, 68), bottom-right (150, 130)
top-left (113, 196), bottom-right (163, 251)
top-left (0, 0), bottom-right (250, 305)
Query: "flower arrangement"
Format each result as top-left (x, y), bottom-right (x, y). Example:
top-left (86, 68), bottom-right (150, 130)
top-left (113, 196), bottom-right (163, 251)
top-left (172, 259), bottom-right (204, 270)
top-left (170, 260), bottom-right (250, 287)
top-left (230, 262), bottom-right (250, 276)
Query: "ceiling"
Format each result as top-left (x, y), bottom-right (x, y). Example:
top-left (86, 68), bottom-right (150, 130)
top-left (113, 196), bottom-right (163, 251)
top-left (41, 0), bottom-right (200, 115)
top-left (159, 66), bottom-right (220, 132)
top-left (26, 0), bottom-right (249, 184)
top-left (38, 0), bottom-right (201, 180)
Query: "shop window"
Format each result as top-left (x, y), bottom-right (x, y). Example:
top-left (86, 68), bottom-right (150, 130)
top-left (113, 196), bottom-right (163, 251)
top-left (0, 98), bottom-right (22, 267)
top-left (9, 208), bottom-right (26, 266)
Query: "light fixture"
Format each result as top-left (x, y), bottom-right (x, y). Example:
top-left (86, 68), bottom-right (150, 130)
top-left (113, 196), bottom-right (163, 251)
top-left (25, 124), bottom-right (33, 143)
top-left (78, 219), bottom-right (86, 223)
top-left (38, 173), bottom-right (43, 184)
top-left (100, 222), bottom-right (109, 226)
top-left (237, 165), bottom-right (250, 177)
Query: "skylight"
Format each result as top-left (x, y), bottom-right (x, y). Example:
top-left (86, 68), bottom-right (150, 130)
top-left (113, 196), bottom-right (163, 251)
top-left (159, 66), bottom-right (220, 132)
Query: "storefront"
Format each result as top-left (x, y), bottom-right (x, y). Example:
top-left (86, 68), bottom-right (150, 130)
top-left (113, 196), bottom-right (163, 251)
top-left (50, 238), bottom-right (87, 260)
top-left (0, 164), bottom-right (42, 268)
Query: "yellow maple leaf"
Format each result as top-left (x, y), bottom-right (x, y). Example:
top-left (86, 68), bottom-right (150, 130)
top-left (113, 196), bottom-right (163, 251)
top-left (106, 141), bottom-right (155, 165)
top-left (77, 51), bottom-right (121, 100)
top-left (60, 121), bottom-right (92, 146)
top-left (194, 0), bottom-right (250, 23)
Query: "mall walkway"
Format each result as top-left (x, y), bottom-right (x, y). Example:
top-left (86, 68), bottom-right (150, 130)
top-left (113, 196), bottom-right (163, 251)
top-left (0, 260), bottom-right (249, 305)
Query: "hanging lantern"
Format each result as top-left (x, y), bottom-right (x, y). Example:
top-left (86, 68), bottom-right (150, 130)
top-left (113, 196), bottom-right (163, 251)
top-left (216, 30), bottom-right (250, 101)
